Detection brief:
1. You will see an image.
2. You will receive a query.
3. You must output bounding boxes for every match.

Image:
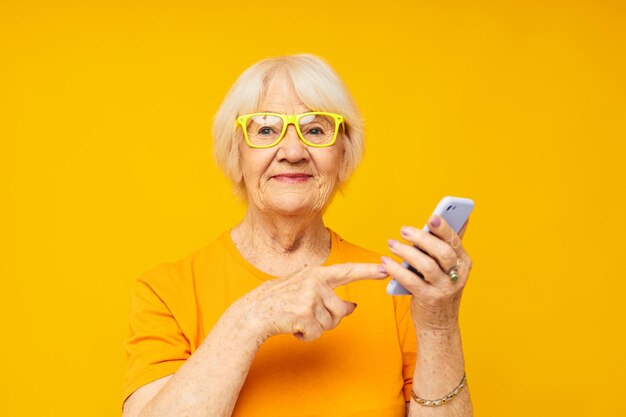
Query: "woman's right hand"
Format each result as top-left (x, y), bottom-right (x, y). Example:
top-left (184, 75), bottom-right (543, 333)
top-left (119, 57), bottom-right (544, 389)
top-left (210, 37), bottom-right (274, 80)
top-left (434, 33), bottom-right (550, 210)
top-left (235, 263), bottom-right (387, 342)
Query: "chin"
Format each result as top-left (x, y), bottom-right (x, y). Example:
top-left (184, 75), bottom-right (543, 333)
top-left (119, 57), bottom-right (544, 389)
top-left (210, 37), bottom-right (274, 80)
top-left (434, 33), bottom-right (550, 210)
top-left (266, 194), bottom-right (321, 216)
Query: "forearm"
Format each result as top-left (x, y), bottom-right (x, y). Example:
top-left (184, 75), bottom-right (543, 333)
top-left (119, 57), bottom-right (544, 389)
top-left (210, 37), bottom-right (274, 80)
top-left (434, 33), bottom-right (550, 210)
top-left (138, 301), bottom-right (265, 417)
top-left (407, 325), bottom-right (472, 417)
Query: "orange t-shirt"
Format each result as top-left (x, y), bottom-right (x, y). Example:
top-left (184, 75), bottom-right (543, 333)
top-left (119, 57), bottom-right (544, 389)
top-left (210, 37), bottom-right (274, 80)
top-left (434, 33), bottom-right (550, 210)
top-left (123, 228), bottom-right (417, 417)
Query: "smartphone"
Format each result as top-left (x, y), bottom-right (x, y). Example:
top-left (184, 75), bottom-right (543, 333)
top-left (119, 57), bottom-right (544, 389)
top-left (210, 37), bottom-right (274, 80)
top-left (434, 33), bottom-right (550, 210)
top-left (386, 196), bottom-right (475, 295)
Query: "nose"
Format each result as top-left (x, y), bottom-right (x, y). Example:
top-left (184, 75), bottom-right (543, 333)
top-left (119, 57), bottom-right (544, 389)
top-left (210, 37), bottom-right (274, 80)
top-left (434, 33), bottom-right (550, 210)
top-left (276, 124), bottom-right (309, 162)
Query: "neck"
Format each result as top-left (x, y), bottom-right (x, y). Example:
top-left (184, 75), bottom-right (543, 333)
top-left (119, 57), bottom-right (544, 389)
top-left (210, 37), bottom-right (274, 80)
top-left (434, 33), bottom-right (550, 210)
top-left (231, 206), bottom-right (330, 259)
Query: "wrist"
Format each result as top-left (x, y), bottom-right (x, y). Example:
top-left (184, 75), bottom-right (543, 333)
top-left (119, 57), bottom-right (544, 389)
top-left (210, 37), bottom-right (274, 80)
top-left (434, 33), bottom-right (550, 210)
top-left (411, 300), bottom-right (461, 334)
top-left (412, 313), bottom-right (460, 332)
top-left (414, 321), bottom-right (461, 338)
top-left (224, 299), bottom-right (269, 349)
top-left (410, 292), bottom-right (462, 324)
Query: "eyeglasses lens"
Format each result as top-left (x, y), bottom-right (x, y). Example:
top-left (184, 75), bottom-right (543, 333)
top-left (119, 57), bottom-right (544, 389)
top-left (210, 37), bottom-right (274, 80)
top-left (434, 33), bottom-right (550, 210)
top-left (298, 114), bottom-right (336, 145)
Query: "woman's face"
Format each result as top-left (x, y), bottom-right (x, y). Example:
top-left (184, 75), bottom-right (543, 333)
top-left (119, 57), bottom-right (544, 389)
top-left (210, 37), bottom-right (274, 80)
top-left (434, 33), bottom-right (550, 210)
top-left (239, 75), bottom-right (344, 217)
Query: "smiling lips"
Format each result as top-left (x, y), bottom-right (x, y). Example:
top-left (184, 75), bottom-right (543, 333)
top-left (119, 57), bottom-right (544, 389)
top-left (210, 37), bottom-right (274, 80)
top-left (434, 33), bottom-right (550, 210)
top-left (271, 173), bottom-right (312, 184)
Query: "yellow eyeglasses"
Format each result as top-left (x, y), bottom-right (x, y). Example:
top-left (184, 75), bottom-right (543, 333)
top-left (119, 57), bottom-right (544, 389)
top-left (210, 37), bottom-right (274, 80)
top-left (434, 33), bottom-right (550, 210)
top-left (236, 112), bottom-right (344, 148)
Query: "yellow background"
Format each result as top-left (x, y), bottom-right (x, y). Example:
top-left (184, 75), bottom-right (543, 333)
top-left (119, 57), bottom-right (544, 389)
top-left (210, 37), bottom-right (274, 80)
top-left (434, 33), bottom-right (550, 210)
top-left (2, 1), bottom-right (625, 416)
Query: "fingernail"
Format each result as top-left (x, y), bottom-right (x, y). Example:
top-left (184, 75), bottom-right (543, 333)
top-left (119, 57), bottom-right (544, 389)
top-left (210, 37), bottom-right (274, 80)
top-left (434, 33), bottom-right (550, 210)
top-left (429, 215), bottom-right (441, 228)
top-left (381, 256), bottom-right (391, 265)
top-left (353, 302), bottom-right (358, 309)
top-left (401, 226), bottom-right (412, 236)
top-left (378, 264), bottom-right (388, 274)
top-left (387, 239), bottom-right (398, 247)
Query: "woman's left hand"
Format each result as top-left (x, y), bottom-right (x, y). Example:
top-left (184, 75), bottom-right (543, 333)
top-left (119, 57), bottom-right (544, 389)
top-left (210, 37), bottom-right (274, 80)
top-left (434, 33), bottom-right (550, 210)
top-left (381, 214), bottom-right (472, 332)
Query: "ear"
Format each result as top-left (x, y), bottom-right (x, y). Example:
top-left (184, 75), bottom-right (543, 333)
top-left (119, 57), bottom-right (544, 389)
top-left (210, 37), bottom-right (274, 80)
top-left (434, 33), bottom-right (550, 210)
top-left (235, 146), bottom-right (243, 179)
top-left (232, 159), bottom-right (245, 201)
top-left (337, 142), bottom-right (349, 182)
top-left (228, 141), bottom-right (244, 184)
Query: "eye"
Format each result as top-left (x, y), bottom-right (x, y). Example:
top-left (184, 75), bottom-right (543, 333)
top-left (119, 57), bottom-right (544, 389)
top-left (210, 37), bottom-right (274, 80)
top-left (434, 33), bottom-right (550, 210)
top-left (256, 125), bottom-right (281, 136)
top-left (306, 126), bottom-right (324, 135)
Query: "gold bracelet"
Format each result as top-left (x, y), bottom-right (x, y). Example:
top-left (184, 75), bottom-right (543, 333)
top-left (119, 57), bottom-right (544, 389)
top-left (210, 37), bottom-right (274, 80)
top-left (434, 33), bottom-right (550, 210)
top-left (411, 372), bottom-right (467, 407)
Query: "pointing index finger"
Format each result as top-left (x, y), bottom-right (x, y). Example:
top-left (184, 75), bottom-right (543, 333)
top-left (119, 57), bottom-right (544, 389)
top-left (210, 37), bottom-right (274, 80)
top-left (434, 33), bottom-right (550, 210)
top-left (321, 262), bottom-right (388, 288)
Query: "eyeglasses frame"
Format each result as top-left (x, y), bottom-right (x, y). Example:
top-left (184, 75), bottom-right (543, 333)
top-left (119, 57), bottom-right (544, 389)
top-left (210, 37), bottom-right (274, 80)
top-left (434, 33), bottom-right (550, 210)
top-left (236, 111), bottom-right (344, 149)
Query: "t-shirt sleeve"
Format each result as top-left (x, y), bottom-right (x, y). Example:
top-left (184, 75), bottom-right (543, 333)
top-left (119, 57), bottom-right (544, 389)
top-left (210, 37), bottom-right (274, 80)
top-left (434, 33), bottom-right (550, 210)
top-left (121, 274), bottom-right (191, 407)
top-left (393, 295), bottom-right (417, 401)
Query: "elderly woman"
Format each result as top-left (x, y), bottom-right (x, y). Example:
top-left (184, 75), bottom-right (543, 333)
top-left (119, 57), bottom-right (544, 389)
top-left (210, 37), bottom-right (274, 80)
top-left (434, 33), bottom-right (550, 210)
top-left (122, 54), bottom-right (473, 417)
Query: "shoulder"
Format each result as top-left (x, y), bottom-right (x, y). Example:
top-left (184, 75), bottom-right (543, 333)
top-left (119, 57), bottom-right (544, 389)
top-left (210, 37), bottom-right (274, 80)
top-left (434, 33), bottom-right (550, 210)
top-left (134, 231), bottom-right (231, 297)
top-left (331, 229), bottom-right (384, 265)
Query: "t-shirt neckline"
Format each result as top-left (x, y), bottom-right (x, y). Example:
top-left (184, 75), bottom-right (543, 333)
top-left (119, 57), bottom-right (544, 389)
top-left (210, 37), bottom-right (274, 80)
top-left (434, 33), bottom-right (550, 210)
top-left (223, 227), bottom-right (340, 281)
